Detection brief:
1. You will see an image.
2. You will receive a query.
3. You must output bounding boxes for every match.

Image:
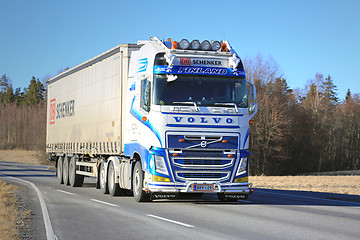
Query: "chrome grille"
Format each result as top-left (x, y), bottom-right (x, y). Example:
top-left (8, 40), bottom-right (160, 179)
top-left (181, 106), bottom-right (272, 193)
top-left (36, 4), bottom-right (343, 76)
top-left (167, 134), bottom-right (239, 182)
top-left (176, 171), bottom-right (230, 181)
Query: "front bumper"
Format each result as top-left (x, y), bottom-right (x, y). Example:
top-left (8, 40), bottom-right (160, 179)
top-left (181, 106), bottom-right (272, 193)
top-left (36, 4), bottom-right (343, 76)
top-left (147, 180), bottom-right (251, 195)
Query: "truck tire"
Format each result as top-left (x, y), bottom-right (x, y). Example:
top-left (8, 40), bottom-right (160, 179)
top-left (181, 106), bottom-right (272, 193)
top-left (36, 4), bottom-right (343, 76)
top-left (132, 161), bottom-right (150, 202)
top-left (69, 156), bottom-right (84, 187)
top-left (57, 157), bottom-right (64, 184)
top-left (100, 162), bottom-right (109, 194)
top-left (63, 156), bottom-right (70, 186)
top-left (108, 161), bottom-right (123, 196)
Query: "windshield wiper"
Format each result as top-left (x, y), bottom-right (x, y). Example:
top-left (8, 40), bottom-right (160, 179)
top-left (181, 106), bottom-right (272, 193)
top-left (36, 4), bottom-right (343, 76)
top-left (172, 102), bottom-right (200, 112)
top-left (214, 103), bottom-right (239, 113)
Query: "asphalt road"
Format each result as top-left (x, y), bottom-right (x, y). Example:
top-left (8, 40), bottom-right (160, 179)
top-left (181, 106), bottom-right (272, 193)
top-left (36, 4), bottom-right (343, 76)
top-left (1, 160), bottom-right (360, 240)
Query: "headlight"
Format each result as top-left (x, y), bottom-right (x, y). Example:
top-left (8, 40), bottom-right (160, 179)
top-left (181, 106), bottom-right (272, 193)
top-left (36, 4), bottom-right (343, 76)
top-left (154, 155), bottom-right (169, 175)
top-left (236, 157), bottom-right (248, 176)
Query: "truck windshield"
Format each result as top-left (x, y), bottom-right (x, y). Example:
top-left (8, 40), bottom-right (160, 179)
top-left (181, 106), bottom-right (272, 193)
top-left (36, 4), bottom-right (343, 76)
top-left (153, 74), bottom-right (248, 108)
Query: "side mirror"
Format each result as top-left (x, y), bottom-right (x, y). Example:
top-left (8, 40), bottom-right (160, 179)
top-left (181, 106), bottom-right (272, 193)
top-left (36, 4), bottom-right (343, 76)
top-left (247, 81), bottom-right (257, 119)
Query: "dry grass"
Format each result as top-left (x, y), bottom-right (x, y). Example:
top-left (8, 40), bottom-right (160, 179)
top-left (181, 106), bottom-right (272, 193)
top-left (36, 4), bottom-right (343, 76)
top-left (0, 180), bottom-right (31, 240)
top-left (0, 149), bottom-right (52, 166)
top-left (251, 176), bottom-right (360, 195)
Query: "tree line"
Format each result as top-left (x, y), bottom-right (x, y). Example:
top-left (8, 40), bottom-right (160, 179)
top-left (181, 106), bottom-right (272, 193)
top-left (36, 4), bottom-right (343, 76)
top-left (0, 74), bottom-right (46, 150)
top-left (1, 55), bottom-right (359, 175)
top-left (245, 54), bottom-right (360, 175)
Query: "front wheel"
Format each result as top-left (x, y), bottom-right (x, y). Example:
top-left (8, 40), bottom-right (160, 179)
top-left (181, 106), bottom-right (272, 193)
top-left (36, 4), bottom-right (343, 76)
top-left (132, 162), bottom-right (150, 202)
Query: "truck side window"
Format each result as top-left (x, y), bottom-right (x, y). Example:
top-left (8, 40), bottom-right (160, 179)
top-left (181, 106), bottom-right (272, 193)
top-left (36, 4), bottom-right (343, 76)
top-left (141, 79), bottom-right (151, 112)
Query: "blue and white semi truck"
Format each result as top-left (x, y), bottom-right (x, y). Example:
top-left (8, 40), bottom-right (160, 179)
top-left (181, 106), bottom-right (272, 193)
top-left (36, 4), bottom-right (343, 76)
top-left (46, 37), bottom-right (257, 202)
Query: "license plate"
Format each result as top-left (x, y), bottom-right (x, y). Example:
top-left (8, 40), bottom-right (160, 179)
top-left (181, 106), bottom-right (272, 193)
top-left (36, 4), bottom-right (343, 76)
top-left (193, 184), bottom-right (214, 192)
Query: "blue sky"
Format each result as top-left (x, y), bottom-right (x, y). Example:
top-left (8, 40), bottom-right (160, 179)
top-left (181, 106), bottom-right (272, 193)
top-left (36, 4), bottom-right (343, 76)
top-left (1, 0), bottom-right (359, 100)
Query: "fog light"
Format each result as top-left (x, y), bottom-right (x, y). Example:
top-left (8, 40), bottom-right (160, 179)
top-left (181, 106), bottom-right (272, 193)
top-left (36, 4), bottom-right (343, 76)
top-left (234, 176), bottom-right (248, 183)
top-left (153, 175), bottom-right (171, 182)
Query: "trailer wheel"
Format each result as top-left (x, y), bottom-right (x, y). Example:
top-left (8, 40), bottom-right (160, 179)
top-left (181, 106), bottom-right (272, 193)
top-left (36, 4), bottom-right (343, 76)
top-left (100, 162), bottom-right (109, 194)
top-left (63, 156), bottom-right (70, 186)
top-left (108, 161), bottom-right (123, 196)
top-left (132, 161), bottom-right (150, 202)
top-left (69, 156), bottom-right (84, 187)
top-left (57, 157), bottom-right (64, 184)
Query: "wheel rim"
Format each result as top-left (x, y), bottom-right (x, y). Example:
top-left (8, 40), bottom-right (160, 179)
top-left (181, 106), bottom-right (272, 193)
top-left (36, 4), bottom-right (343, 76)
top-left (63, 158), bottom-right (68, 184)
top-left (69, 161), bottom-right (74, 184)
top-left (108, 166), bottom-right (114, 191)
top-left (57, 158), bottom-right (63, 184)
top-left (100, 164), bottom-right (106, 189)
top-left (134, 169), bottom-right (140, 195)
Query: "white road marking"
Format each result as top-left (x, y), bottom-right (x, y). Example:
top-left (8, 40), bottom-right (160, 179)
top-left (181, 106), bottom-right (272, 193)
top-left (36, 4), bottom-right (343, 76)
top-left (56, 189), bottom-right (76, 195)
top-left (147, 214), bottom-right (195, 228)
top-left (91, 199), bottom-right (118, 207)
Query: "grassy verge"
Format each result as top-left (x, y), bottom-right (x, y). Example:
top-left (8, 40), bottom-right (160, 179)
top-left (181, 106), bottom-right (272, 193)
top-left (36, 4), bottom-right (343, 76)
top-left (251, 175), bottom-right (360, 195)
top-left (0, 149), bottom-right (52, 166)
top-left (0, 180), bottom-right (31, 240)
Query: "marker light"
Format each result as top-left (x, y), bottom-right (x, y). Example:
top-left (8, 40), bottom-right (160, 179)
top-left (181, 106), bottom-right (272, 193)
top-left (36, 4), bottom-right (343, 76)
top-left (201, 40), bottom-right (211, 50)
top-left (191, 40), bottom-right (200, 50)
top-left (179, 39), bottom-right (190, 49)
top-left (221, 43), bottom-right (227, 52)
top-left (211, 41), bottom-right (221, 51)
top-left (171, 41), bottom-right (177, 49)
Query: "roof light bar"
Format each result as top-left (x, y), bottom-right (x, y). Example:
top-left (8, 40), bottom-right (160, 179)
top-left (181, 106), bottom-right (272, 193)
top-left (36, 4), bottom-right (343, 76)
top-left (211, 41), bottom-right (221, 51)
top-left (201, 40), bottom-right (211, 51)
top-left (179, 39), bottom-right (190, 50)
top-left (164, 38), bottom-right (228, 51)
top-left (191, 40), bottom-right (200, 50)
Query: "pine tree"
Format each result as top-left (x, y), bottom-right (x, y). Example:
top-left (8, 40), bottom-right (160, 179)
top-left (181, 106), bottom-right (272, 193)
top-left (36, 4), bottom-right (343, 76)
top-left (0, 74), bottom-right (14, 104)
top-left (21, 76), bottom-right (46, 105)
top-left (3, 86), bottom-right (15, 104)
top-left (321, 75), bottom-right (338, 104)
top-left (345, 89), bottom-right (352, 103)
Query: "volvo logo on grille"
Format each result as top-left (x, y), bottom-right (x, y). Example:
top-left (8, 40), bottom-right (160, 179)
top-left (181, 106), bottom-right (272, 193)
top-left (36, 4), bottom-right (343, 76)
top-left (201, 141), bottom-right (207, 148)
